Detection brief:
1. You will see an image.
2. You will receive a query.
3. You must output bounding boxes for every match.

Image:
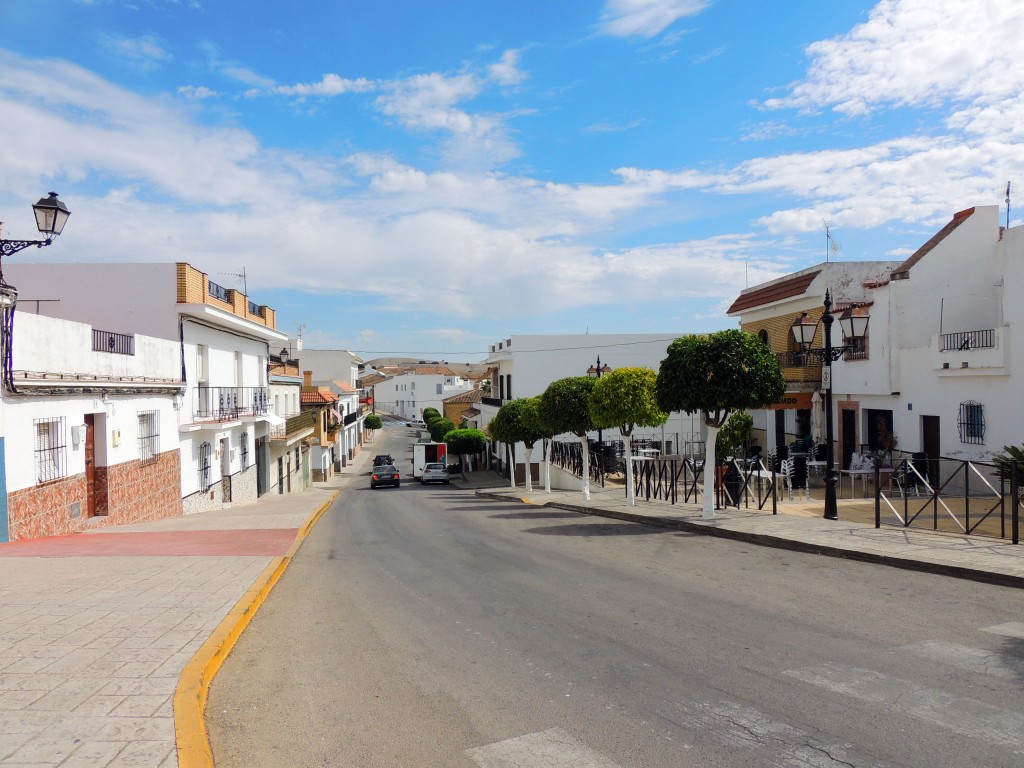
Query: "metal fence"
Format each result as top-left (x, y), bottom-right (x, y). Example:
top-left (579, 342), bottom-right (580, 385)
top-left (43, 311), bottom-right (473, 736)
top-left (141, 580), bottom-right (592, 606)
top-left (550, 440), bottom-right (605, 487)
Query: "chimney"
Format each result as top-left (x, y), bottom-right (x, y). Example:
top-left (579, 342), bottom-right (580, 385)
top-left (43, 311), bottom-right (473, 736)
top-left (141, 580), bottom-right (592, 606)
top-left (303, 370), bottom-right (313, 387)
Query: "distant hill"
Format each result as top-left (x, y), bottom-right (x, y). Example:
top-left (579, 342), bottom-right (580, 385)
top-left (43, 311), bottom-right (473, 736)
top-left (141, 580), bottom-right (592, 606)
top-left (363, 358), bottom-right (491, 378)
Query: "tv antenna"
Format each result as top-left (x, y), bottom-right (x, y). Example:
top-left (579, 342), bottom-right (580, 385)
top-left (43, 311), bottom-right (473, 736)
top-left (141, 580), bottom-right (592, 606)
top-left (824, 220), bottom-right (840, 262)
top-left (1005, 181), bottom-right (1012, 230)
top-left (220, 267), bottom-right (248, 295)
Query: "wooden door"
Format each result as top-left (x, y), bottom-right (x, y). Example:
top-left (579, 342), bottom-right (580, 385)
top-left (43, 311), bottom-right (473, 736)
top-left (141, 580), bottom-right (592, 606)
top-left (841, 409), bottom-right (857, 470)
top-left (922, 415), bottom-right (940, 485)
top-left (84, 415), bottom-right (96, 518)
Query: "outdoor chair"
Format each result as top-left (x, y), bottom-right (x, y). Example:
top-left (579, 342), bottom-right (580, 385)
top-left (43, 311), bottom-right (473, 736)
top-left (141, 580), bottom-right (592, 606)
top-left (780, 458), bottom-right (811, 501)
top-left (890, 458), bottom-right (924, 496)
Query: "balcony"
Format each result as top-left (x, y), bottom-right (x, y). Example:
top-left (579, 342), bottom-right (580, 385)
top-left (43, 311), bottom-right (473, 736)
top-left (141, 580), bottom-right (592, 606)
top-left (270, 410), bottom-right (315, 440)
top-left (93, 329), bottom-right (135, 356)
top-left (194, 386), bottom-right (268, 422)
top-left (934, 327), bottom-right (1006, 374)
top-left (481, 396), bottom-right (504, 408)
top-left (774, 351), bottom-right (822, 384)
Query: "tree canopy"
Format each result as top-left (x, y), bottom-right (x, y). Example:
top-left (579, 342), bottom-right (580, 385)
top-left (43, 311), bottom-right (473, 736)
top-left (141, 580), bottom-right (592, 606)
top-left (589, 367), bottom-right (668, 436)
top-left (539, 376), bottom-right (597, 437)
top-left (363, 414), bottom-right (382, 430)
top-left (444, 428), bottom-right (487, 457)
top-left (489, 398), bottom-right (546, 447)
top-left (656, 330), bottom-right (785, 428)
top-left (429, 417), bottom-right (455, 442)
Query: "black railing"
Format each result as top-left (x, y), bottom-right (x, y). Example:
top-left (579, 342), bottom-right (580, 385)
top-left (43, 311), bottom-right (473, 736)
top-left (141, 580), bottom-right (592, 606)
top-left (774, 351), bottom-right (822, 369)
top-left (550, 440), bottom-right (604, 486)
top-left (481, 396), bottom-right (504, 408)
top-left (194, 386), bottom-right (268, 421)
top-left (940, 329), bottom-right (995, 351)
top-left (344, 411), bottom-right (359, 425)
top-left (248, 300), bottom-right (262, 315)
top-left (208, 280), bottom-right (230, 302)
top-left (876, 457), bottom-right (1019, 543)
top-left (93, 329), bottom-right (135, 355)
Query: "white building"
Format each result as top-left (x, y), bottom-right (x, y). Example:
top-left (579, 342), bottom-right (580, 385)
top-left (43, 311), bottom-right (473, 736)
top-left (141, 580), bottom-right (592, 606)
top-left (0, 313), bottom-right (183, 541)
top-left (479, 333), bottom-right (702, 485)
top-left (267, 353), bottom-right (314, 495)
top-left (728, 204), bottom-right (1021, 485)
top-left (375, 366), bottom-right (474, 420)
top-left (294, 347), bottom-right (364, 466)
top-left (5, 262), bottom-right (289, 514)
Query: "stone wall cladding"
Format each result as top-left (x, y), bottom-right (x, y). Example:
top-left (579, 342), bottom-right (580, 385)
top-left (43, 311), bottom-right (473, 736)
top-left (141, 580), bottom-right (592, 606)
top-left (7, 450), bottom-right (182, 541)
top-left (231, 466), bottom-right (258, 505)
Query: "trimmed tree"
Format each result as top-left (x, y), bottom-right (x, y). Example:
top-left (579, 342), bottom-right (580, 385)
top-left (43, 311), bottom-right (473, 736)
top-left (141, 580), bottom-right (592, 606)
top-left (657, 330), bottom-right (785, 518)
top-left (363, 413), bottom-right (382, 441)
top-left (519, 396), bottom-right (551, 493)
top-left (429, 417), bottom-right (455, 443)
top-left (422, 407), bottom-right (441, 423)
top-left (540, 376), bottom-right (598, 500)
top-left (589, 367), bottom-right (668, 506)
top-left (488, 398), bottom-right (546, 491)
top-left (443, 428), bottom-right (488, 475)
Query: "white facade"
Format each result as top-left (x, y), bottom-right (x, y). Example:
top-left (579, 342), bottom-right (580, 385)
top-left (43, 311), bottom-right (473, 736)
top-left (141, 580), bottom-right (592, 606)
top-left (0, 312), bottom-right (183, 540)
top-left (377, 370), bottom-right (474, 420)
top-left (293, 348), bottom-right (365, 466)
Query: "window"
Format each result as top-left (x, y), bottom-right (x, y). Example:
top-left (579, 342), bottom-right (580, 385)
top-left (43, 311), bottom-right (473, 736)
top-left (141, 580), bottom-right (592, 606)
top-left (958, 401), bottom-right (985, 444)
top-left (843, 333), bottom-right (869, 361)
top-left (196, 345), bottom-right (208, 383)
top-left (758, 329), bottom-right (770, 346)
top-left (199, 441), bottom-right (212, 492)
top-left (436, 383), bottom-right (443, 395)
top-left (138, 411), bottom-right (159, 464)
top-left (34, 417), bottom-right (67, 483)
top-left (240, 431), bottom-right (249, 470)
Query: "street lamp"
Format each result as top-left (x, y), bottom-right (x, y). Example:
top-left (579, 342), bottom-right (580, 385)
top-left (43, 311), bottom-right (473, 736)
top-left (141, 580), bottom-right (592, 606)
top-left (1, 192), bottom-right (71, 287)
top-left (791, 290), bottom-right (869, 520)
top-left (586, 355), bottom-right (611, 449)
top-left (0, 193), bottom-right (72, 391)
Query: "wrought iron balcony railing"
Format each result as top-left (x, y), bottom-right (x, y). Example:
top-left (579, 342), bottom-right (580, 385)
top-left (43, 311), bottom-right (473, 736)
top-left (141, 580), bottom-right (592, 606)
top-left (193, 386), bottom-right (268, 422)
top-left (940, 329), bottom-right (995, 351)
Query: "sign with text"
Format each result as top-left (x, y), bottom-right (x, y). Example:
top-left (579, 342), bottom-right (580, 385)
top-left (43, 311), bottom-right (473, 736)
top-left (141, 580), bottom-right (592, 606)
top-left (769, 391), bottom-right (813, 410)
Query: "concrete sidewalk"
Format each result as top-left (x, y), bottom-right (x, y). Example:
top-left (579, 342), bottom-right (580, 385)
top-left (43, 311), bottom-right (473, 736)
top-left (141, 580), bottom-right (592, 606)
top-left (0, 446), bottom-right (376, 768)
top-left (469, 476), bottom-right (1024, 589)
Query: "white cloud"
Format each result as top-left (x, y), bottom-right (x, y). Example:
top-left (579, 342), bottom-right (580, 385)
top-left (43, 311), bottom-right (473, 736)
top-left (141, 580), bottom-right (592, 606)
top-left (763, 0), bottom-right (1024, 116)
top-left (267, 74), bottom-right (376, 98)
top-left (598, 0), bottom-right (710, 39)
top-left (178, 84), bottom-right (218, 99)
top-left (102, 33), bottom-right (171, 70)
top-left (488, 49), bottom-right (527, 87)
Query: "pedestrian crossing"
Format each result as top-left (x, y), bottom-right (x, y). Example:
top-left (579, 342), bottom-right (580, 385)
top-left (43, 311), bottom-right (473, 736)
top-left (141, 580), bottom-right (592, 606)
top-left (464, 622), bottom-right (1024, 767)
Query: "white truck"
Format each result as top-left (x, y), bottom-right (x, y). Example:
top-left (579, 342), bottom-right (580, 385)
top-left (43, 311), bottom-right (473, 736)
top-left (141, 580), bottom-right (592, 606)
top-left (413, 441), bottom-right (448, 480)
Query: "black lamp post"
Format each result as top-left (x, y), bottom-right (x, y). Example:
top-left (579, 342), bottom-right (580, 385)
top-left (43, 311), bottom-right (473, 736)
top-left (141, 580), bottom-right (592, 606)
top-left (586, 355), bottom-right (611, 447)
top-left (791, 290), bottom-right (869, 520)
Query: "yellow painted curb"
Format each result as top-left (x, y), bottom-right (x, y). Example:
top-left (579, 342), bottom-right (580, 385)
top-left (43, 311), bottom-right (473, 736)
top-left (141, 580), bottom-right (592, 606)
top-left (174, 491), bottom-right (338, 768)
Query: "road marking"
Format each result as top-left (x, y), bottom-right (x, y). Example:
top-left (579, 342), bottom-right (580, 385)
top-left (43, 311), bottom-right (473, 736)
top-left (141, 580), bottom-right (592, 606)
top-left (784, 662), bottom-right (1024, 749)
top-left (982, 622), bottom-right (1024, 639)
top-left (466, 728), bottom-right (622, 768)
top-left (899, 639), bottom-right (1024, 680)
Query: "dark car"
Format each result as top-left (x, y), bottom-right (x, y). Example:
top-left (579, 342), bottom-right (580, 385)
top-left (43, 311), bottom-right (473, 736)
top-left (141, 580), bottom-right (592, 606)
top-left (370, 464), bottom-right (401, 488)
top-left (373, 454), bottom-right (394, 466)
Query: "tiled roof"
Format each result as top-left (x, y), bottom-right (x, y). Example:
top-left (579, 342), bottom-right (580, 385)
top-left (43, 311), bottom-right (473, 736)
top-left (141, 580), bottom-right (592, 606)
top-left (443, 389), bottom-right (483, 404)
top-left (727, 270), bottom-right (821, 315)
top-left (461, 407), bottom-right (480, 418)
top-left (332, 380), bottom-right (356, 393)
top-left (891, 207), bottom-right (975, 280)
top-left (301, 388), bottom-right (337, 404)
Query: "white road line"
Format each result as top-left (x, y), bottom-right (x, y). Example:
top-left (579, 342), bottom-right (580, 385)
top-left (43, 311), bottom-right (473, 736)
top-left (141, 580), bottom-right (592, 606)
top-left (466, 727), bottom-right (622, 768)
top-left (982, 622), bottom-right (1024, 639)
top-left (784, 662), bottom-right (1024, 749)
top-left (899, 639), bottom-right (1024, 680)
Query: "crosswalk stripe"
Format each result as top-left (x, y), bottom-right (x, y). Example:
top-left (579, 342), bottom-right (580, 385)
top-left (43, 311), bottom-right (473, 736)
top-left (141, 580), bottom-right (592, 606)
top-left (466, 728), bottom-right (623, 768)
top-left (899, 639), bottom-right (1024, 680)
top-left (784, 662), bottom-right (1024, 749)
top-left (982, 622), bottom-right (1024, 639)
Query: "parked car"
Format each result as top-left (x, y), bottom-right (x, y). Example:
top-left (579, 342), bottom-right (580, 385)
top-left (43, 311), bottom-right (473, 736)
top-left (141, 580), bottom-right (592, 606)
top-left (370, 464), bottom-right (401, 488)
top-left (406, 419), bottom-right (426, 428)
top-left (373, 454), bottom-right (394, 466)
top-left (420, 462), bottom-right (449, 485)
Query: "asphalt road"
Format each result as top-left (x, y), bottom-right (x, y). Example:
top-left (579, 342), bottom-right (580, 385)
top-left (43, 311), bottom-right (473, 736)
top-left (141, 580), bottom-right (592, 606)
top-left (208, 427), bottom-right (1024, 767)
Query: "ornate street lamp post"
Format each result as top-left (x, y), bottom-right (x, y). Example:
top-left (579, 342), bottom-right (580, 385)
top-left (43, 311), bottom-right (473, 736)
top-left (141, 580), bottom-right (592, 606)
top-left (0, 193), bottom-right (72, 389)
top-left (791, 290), bottom-right (869, 520)
top-left (586, 355), bottom-right (611, 447)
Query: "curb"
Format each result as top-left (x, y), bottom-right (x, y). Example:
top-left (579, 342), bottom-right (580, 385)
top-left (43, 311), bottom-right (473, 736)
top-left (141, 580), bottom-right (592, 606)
top-left (475, 491), bottom-right (1024, 590)
top-left (173, 491), bottom-right (339, 768)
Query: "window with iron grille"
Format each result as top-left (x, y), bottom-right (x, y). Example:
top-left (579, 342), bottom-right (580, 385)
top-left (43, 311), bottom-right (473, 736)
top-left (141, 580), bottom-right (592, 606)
top-left (138, 411), bottom-right (159, 464)
top-left (240, 431), bottom-right (249, 470)
top-left (199, 441), bottom-right (212, 492)
top-left (842, 333), bottom-right (869, 361)
top-left (34, 417), bottom-right (67, 483)
top-left (958, 401), bottom-right (985, 444)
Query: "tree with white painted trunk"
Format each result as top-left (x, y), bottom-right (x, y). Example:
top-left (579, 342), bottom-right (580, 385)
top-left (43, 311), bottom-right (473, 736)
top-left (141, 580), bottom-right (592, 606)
top-left (488, 399), bottom-right (545, 491)
top-left (589, 367), bottom-right (668, 506)
top-left (656, 331), bottom-right (785, 519)
top-left (540, 377), bottom-right (598, 501)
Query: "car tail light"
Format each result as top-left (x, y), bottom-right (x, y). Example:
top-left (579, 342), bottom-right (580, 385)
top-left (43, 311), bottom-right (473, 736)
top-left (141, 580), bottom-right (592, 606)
top-left (372, 474), bottom-right (379, 480)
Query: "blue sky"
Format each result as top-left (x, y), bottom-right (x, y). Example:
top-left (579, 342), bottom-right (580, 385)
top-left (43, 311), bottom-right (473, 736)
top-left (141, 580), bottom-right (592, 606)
top-left (1, 0), bottom-right (1021, 361)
